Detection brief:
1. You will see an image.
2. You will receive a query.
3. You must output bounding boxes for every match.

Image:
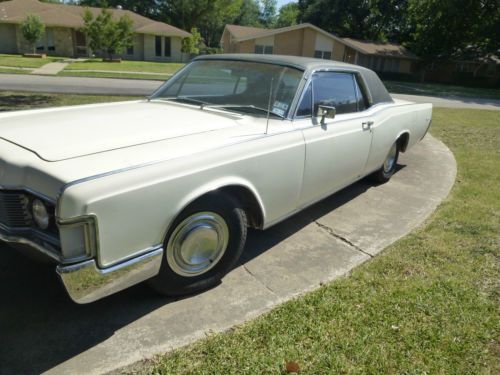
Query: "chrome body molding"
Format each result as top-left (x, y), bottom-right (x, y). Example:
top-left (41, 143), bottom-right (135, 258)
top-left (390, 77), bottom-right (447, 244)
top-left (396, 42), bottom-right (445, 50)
top-left (56, 245), bottom-right (163, 304)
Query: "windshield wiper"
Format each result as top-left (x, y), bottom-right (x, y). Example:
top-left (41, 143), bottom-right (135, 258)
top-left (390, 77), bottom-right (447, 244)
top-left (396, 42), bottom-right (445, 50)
top-left (203, 104), bottom-right (285, 119)
top-left (154, 96), bottom-right (208, 107)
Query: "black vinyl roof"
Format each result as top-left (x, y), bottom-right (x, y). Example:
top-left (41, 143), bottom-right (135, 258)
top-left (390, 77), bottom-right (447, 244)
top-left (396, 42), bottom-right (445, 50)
top-left (195, 54), bottom-right (393, 105)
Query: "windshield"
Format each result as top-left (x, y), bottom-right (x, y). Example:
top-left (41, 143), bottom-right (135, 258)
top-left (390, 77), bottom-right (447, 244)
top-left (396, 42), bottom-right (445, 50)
top-left (152, 60), bottom-right (304, 118)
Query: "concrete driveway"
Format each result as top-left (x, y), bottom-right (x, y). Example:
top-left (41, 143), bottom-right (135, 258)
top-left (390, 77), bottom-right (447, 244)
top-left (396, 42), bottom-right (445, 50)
top-left (0, 73), bottom-right (499, 109)
top-left (0, 135), bottom-right (456, 375)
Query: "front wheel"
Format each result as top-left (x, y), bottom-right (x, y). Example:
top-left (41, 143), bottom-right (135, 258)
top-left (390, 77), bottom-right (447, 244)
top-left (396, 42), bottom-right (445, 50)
top-left (148, 194), bottom-right (247, 297)
top-left (372, 141), bottom-right (399, 183)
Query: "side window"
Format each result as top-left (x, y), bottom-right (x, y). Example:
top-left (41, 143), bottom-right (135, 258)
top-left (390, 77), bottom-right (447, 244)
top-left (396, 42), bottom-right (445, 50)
top-left (296, 83), bottom-right (312, 117)
top-left (312, 72), bottom-right (358, 115)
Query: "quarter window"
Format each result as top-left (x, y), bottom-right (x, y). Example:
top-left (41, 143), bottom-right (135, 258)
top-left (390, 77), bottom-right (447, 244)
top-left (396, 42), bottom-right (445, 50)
top-left (354, 75), bottom-right (367, 111)
top-left (312, 72), bottom-right (359, 115)
top-left (296, 83), bottom-right (312, 117)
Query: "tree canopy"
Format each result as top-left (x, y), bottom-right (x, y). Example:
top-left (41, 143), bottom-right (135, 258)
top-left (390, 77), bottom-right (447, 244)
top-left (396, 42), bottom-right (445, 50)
top-left (82, 8), bottom-right (134, 60)
top-left (276, 2), bottom-right (299, 28)
top-left (298, 0), bottom-right (499, 60)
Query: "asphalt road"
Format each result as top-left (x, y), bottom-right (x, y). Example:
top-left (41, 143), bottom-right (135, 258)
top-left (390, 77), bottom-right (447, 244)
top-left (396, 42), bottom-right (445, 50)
top-left (1, 73), bottom-right (499, 109)
top-left (0, 135), bottom-right (456, 375)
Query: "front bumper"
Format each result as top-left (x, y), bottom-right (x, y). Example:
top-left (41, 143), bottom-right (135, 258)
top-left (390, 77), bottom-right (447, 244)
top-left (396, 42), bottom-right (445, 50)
top-left (0, 228), bottom-right (62, 262)
top-left (56, 246), bottom-right (163, 304)
top-left (2, 227), bottom-right (164, 304)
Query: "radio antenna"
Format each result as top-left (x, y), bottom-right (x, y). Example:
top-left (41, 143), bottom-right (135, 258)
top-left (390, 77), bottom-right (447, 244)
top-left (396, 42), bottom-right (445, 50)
top-left (265, 77), bottom-right (274, 135)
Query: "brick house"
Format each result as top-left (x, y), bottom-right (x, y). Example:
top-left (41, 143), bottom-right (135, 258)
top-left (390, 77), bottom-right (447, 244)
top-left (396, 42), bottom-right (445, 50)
top-left (0, 0), bottom-right (191, 62)
top-left (221, 23), bottom-right (419, 75)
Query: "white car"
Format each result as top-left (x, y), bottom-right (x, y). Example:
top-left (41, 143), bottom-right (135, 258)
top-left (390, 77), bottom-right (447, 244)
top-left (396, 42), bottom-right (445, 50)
top-left (0, 54), bottom-right (432, 303)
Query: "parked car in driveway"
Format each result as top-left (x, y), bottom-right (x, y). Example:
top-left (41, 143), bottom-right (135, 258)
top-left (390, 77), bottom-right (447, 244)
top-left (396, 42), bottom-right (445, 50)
top-left (0, 54), bottom-right (432, 303)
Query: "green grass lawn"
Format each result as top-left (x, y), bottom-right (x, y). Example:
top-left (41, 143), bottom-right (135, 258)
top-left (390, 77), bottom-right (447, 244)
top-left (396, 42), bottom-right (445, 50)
top-left (0, 54), bottom-right (63, 68)
top-left (384, 80), bottom-right (500, 100)
top-left (57, 70), bottom-right (170, 81)
top-left (63, 59), bottom-right (184, 74)
top-left (0, 67), bottom-right (31, 74)
top-left (140, 108), bottom-right (498, 374)
top-left (0, 91), bottom-right (141, 112)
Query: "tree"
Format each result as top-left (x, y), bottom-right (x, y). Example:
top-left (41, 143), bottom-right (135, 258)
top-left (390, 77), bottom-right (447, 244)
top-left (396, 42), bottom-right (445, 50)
top-left (82, 8), bottom-right (134, 60)
top-left (259, 0), bottom-right (277, 27)
top-left (162, 0), bottom-right (243, 47)
top-left (79, 0), bottom-right (160, 20)
top-left (404, 0), bottom-right (500, 61)
top-left (181, 27), bottom-right (202, 55)
top-left (233, 0), bottom-right (261, 27)
top-left (276, 2), bottom-right (299, 28)
top-left (21, 14), bottom-right (45, 54)
top-left (297, 0), bottom-right (385, 40)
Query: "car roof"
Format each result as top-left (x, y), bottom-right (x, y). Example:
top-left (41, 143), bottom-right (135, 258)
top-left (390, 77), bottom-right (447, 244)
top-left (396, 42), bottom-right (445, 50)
top-left (194, 54), bottom-right (393, 105)
top-left (194, 53), bottom-right (369, 73)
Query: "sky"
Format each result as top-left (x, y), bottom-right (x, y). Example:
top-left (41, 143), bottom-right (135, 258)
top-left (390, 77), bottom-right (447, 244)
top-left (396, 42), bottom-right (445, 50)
top-left (277, 0), bottom-right (296, 8)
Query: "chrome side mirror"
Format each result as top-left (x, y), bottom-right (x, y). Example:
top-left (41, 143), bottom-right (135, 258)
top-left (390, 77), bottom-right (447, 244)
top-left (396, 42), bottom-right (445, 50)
top-left (316, 105), bottom-right (336, 125)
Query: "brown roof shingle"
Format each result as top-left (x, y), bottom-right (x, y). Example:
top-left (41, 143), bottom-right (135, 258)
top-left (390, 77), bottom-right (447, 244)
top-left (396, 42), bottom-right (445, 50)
top-left (225, 24), bottom-right (269, 39)
top-left (342, 38), bottom-right (418, 59)
top-left (0, 0), bottom-right (190, 37)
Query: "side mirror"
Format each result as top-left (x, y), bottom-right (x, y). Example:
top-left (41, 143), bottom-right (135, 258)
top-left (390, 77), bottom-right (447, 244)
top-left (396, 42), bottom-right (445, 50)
top-left (316, 105), bottom-right (336, 125)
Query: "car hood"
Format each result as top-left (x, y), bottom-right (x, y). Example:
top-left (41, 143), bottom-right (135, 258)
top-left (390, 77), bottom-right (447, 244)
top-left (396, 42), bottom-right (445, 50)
top-left (0, 100), bottom-right (243, 162)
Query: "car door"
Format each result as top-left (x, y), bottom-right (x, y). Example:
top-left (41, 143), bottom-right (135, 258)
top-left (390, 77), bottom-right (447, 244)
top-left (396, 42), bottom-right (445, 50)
top-left (294, 71), bottom-right (373, 206)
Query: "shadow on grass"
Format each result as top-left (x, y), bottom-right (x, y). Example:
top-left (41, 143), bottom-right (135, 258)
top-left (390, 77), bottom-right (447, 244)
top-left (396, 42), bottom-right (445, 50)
top-left (0, 94), bottom-right (56, 112)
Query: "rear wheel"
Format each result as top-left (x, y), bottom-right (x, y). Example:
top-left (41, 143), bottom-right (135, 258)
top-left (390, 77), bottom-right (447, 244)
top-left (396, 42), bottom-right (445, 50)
top-left (372, 141), bottom-right (399, 183)
top-left (149, 194), bottom-right (247, 296)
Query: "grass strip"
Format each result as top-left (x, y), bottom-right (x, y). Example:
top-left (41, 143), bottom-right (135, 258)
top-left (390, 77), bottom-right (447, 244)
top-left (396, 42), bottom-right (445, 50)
top-left (0, 91), bottom-right (141, 112)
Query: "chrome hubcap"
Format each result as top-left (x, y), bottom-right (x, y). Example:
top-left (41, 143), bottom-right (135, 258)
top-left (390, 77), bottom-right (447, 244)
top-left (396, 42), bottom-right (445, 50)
top-left (167, 212), bottom-right (229, 277)
top-left (383, 143), bottom-right (397, 173)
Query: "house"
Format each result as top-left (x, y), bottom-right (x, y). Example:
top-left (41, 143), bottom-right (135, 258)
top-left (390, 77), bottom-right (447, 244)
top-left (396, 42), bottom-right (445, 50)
top-left (0, 0), bottom-right (191, 62)
top-left (220, 23), bottom-right (419, 75)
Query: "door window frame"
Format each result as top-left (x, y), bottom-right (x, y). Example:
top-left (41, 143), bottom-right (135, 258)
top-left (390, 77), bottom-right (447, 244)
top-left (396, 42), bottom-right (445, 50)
top-left (293, 69), bottom-right (371, 120)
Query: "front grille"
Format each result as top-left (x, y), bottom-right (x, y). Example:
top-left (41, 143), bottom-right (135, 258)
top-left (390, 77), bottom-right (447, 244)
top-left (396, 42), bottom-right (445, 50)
top-left (0, 190), bottom-right (32, 228)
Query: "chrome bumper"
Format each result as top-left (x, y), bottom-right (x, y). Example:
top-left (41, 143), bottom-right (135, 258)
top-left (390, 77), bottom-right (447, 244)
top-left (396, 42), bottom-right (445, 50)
top-left (56, 246), bottom-right (163, 304)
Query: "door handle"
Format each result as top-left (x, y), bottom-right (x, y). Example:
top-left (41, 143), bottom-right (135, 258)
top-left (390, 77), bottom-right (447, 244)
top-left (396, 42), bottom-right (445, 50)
top-left (362, 121), bottom-right (374, 131)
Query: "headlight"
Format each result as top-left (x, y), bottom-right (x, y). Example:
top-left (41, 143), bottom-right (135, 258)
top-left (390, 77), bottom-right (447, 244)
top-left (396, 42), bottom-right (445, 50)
top-left (32, 199), bottom-right (50, 230)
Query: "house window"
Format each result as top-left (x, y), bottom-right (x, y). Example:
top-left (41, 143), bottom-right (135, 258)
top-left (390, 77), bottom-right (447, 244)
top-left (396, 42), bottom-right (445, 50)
top-left (255, 45), bottom-right (273, 54)
top-left (46, 29), bottom-right (55, 52)
top-left (155, 36), bottom-right (162, 57)
top-left (314, 50), bottom-right (331, 60)
top-left (127, 45), bottom-right (134, 55)
top-left (36, 35), bottom-right (44, 52)
top-left (164, 37), bottom-right (171, 57)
